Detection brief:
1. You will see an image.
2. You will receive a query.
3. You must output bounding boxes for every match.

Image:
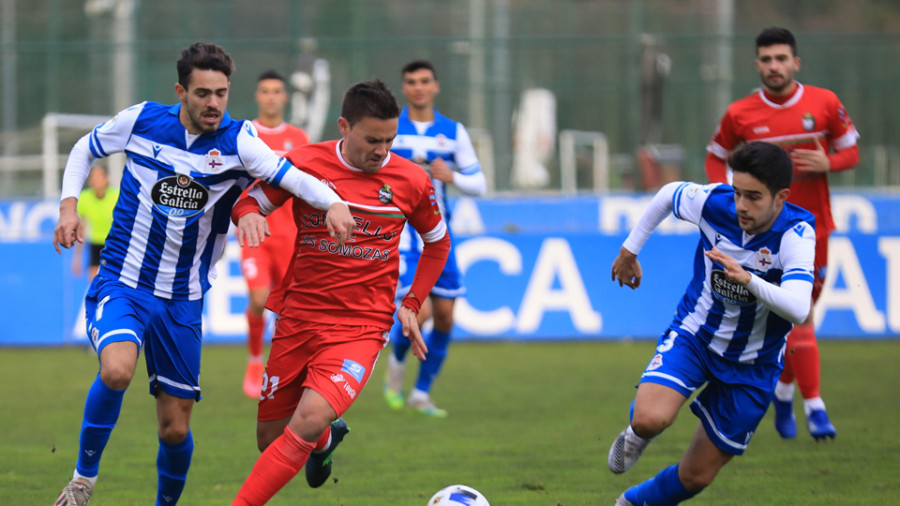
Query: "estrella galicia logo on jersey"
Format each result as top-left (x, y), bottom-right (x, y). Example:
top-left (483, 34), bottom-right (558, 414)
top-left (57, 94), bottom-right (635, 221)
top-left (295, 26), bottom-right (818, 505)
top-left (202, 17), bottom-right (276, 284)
top-left (205, 149), bottom-right (224, 171)
top-left (378, 184), bottom-right (393, 204)
top-left (802, 113), bottom-right (815, 132)
top-left (710, 269), bottom-right (757, 305)
top-left (754, 247), bottom-right (773, 271)
top-left (341, 359), bottom-right (366, 383)
top-left (151, 175), bottom-right (209, 218)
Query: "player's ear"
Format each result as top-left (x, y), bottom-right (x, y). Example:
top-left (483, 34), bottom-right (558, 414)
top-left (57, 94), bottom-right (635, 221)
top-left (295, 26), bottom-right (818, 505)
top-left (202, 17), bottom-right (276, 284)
top-left (775, 187), bottom-right (790, 205)
top-left (337, 117), bottom-right (349, 137)
top-left (175, 82), bottom-right (187, 102)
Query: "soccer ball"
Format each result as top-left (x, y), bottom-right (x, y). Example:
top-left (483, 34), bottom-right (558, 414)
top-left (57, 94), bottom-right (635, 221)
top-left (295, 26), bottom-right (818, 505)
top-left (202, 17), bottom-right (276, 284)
top-left (426, 484), bottom-right (490, 506)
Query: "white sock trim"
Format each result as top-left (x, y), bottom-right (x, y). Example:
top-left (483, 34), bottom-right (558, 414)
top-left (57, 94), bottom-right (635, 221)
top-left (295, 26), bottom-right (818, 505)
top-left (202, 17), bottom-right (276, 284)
top-left (774, 381), bottom-right (795, 402)
top-left (803, 397), bottom-right (826, 416)
top-left (73, 470), bottom-right (98, 487)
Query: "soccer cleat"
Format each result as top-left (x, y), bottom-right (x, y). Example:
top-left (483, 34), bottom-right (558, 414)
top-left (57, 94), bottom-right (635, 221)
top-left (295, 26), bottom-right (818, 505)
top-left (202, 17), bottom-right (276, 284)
top-left (806, 409), bottom-right (836, 441)
top-left (608, 426), bottom-right (650, 474)
top-left (243, 360), bottom-right (265, 399)
top-left (773, 397), bottom-right (797, 439)
top-left (614, 493), bottom-right (636, 506)
top-left (54, 477), bottom-right (94, 506)
top-left (407, 397), bottom-right (448, 418)
top-left (305, 418), bottom-right (349, 488)
top-left (383, 355), bottom-right (406, 410)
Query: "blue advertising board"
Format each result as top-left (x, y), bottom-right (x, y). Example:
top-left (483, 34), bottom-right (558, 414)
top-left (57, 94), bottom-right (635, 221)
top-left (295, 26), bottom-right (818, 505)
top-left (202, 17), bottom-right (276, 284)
top-left (1, 192), bottom-right (897, 345)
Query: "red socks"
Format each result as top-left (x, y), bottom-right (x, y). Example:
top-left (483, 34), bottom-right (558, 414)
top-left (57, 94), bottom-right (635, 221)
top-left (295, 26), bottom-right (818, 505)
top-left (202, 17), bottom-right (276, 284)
top-left (247, 310), bottom-right (265, 358)
top-left (231, 427), bottom-right (315, 506)
top-left (779, 323), bottom-right (820, 399)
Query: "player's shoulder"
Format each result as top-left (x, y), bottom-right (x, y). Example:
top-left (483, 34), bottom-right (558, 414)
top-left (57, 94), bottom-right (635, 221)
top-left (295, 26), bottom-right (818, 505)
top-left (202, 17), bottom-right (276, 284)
top-left (386, 153), bottom-right (431, 185)
top-left (727, 90), bottom-right (766, 113)
top-left (780, 202), bottom-right (816, 237)
top-left (285, 140), bottom-right (336, 165)
top-left (800, 83), bottom-right (840, 99)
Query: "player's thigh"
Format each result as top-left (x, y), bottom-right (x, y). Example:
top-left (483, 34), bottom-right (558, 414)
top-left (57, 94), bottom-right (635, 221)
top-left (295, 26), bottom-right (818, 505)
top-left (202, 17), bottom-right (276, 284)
top-left (144, 298), bottom-right (204, 401)
top-left (85, 275), bottom-right (152, 353)
top-left (302, 324), bottom-right (387, 418)
top-left (258, 317), bottom-right (321, 422)
top-left (689, 358), bottom-right (779, 456)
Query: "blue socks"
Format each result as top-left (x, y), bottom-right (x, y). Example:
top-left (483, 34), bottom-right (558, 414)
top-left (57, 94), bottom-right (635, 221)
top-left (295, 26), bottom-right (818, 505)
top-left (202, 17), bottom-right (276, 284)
top-left (156, 431), bottom-right (193, 505)
top-left (415, 328), bottom-right (451, 393)
top-left (76, 375), bottom-right (125, 478)
top-left (623, 464), bottom-right (699, 505)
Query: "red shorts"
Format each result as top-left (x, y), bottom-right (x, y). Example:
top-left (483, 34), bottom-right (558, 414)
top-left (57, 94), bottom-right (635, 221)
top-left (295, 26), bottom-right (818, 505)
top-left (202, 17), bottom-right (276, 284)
top-left (812, 231), bottom-right (829, 302)
top-left (240, 237), bottom-right (293, 291)
top-left (257, 317), bottom-right (388, 422)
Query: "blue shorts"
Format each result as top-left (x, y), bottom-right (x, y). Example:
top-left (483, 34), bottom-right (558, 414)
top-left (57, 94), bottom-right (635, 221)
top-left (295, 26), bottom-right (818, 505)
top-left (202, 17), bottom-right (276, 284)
top-left (84, 274), bottom-right (204, 401)
top-left (638, 327), bottom-right (783, 455)
top-left (396, 245), bottom-right (465, 300)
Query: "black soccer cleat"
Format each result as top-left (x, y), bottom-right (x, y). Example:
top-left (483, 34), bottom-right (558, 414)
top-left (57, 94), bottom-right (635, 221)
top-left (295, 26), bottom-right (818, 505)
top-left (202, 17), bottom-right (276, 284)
top-left (305, 418), bottom-right (350, 488)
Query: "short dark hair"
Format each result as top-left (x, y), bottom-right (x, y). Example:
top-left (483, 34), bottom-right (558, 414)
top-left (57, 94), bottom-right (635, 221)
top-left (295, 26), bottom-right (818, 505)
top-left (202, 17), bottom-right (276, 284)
top-left (401, 59), bottom-right (437, 80)
top-left (176, 43), bottom-right (235, 90)
top-left (755, 27), bottom-right (797, 56)
top-left (257, 69), bottom-right (286, 84)
top-left (340, 80), bottom-right (400, 126)
top-left (728, 141), bottom-right (793, 195)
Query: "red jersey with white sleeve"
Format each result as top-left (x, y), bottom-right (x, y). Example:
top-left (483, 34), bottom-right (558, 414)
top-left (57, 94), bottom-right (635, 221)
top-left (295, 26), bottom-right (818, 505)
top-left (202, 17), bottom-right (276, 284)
top-left (706, 83), bottom-right (859, 236)
top-left (232, 140), bottom-right (449, 329)
top-left (250, 120), bottom-right (310, 242)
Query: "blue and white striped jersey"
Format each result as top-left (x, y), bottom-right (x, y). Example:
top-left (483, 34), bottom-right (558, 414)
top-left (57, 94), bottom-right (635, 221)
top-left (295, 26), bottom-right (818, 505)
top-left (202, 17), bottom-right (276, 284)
top-left (62, 101), bottom-right (337, 301)
top-left (665, 182), bottom-right (815, 364)
top-left (390, 107), bottom-right (482, 222)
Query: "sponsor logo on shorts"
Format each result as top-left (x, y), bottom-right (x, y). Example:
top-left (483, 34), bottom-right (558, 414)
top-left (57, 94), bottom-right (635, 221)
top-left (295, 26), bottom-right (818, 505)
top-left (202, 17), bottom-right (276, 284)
top-left (341, 359), bottom-right (365, 383)
top-left (647, 353), bottom-right (663, 371)
top-left (343, 383), bottom-right (357, 399)
top-left (330, 373), bottom-right (345, 383)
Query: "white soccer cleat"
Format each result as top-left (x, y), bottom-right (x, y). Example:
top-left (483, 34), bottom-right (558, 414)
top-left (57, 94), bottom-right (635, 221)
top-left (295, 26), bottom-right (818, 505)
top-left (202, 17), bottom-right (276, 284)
top-left (608, 425), bottom-right (650, 474)
top-left (54, 477), bottom-right (94, 506)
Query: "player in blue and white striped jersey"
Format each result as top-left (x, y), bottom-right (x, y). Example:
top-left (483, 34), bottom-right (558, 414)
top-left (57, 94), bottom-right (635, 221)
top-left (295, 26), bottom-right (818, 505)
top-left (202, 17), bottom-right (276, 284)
top-left (51, 43), bottom-right (354, 506)
top-left (606, 142), bottom-right (815, 506)
top-left (383, 60), bottom-right (486, 417)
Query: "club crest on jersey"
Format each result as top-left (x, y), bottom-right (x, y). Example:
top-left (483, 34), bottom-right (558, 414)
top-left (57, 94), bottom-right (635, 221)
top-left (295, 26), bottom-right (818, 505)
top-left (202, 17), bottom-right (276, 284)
top-left (802, 113), bottom-right (815, 132)
top-left (151, 175), bottom-right (209, 218)
top-left (378, 184), bottom-right (393, 204)
top-left (710, 269), bottom-right (757, 306)
top-left (754, 247), bottom-right (773, 271)
top-left (205, 149), bottom-right (224, 171)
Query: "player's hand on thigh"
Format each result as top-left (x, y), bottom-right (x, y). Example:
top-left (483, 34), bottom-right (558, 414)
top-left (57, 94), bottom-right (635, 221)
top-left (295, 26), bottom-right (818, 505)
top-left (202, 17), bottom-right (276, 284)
top-left (237, 212), bottom-right (270, 247)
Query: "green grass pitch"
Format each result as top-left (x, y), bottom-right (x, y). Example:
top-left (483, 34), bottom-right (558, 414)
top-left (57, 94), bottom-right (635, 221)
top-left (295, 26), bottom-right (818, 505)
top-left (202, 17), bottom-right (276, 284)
top-left (2, 339), bottom-right (899, 505)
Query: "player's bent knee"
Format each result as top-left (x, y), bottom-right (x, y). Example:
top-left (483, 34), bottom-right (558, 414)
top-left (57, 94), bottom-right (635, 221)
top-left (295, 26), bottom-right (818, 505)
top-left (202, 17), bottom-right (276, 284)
top-left (631, 411), bottom-right (675, 438)
top-left (99, 363), bottom-right (136, 390)
top-left (678, 466), bottom-right (717, 492)
top-left (158, 423), bottom-right (191, 445)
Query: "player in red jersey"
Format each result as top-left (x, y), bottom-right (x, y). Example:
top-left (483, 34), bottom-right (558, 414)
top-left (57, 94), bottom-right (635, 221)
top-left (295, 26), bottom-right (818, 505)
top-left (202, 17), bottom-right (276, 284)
top-left (705, 27), bottom-right (859, 441)
top-left (239, 70), bottom-right (312, 399)
top-left (229, 80), bottom-right (450, 506)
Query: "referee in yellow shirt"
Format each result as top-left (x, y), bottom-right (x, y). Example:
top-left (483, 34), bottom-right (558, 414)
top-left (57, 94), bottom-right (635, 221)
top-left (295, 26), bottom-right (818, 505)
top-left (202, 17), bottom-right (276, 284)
top-left (72, 165), bottom-right (119, 281)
